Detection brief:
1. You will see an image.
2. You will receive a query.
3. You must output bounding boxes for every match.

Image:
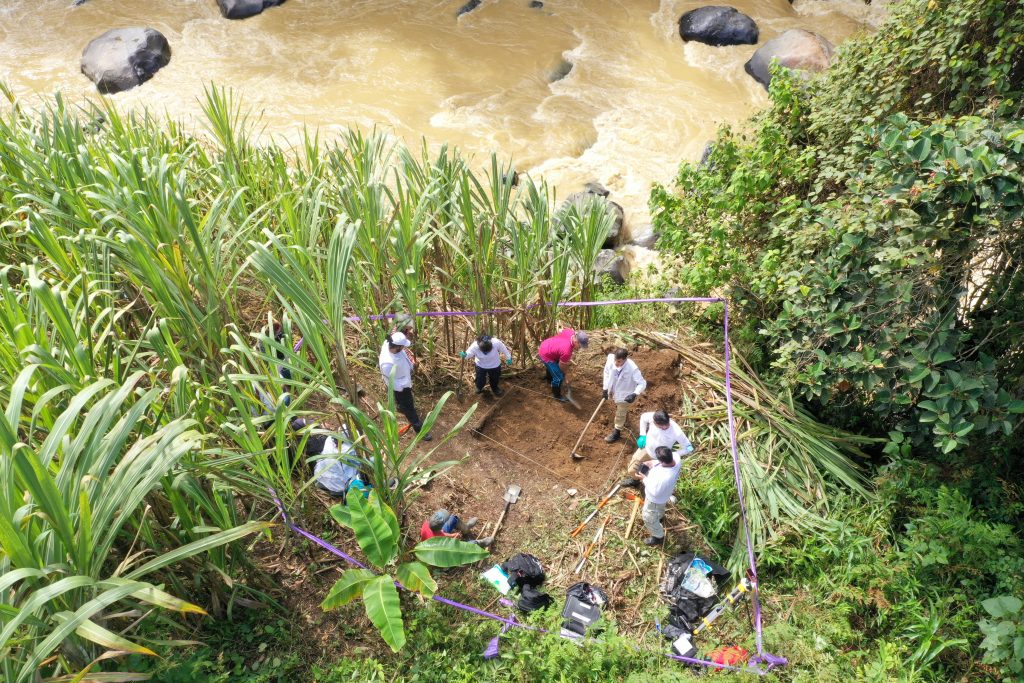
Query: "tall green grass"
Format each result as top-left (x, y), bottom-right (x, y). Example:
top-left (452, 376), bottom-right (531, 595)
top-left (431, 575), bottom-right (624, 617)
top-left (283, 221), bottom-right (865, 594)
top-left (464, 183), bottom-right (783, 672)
top-left (0, 86), bottom-right (620, 678)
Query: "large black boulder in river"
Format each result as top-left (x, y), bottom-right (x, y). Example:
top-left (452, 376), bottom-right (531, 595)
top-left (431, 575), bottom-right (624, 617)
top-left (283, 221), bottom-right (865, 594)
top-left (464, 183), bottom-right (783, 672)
top-left (80, 28), bottom-right (171, 94)
top-left (678, 6), bottom-right (758, 46)
top-left (744, 29), bottom-right (834, 89)
top-left (217, 0), bottom-right (285, 20)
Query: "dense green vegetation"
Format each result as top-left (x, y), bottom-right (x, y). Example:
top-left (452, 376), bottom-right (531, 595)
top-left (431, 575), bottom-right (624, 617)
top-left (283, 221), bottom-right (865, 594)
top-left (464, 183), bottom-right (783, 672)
top-left (0, 85), bottom-right (623, 681)
top-left (649, 0), bottom-right (1024, 679)
top-left (1, 0), bottom-right (1022, 680)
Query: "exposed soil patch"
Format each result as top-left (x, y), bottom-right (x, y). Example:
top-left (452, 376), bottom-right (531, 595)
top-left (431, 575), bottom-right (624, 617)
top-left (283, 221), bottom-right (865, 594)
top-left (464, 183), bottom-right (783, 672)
top-left (254, 333), bottom-right (725, 663)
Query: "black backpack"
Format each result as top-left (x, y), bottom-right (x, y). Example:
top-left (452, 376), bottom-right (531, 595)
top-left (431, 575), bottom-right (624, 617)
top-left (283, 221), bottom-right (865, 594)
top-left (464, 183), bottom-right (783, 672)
top-left (501, 553), bottom-right (546, 589)
top-left (517, 584), bottom-right (553, 612)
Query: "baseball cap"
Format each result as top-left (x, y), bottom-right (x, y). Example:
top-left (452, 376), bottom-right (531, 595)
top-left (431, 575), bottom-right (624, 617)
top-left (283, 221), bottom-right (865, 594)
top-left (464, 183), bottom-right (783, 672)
top-left (389, 331), bottom-right (412, 347)
top-left (575, 331), bottom-right (589, 348)
top-left (429, 509), bottom-right (451, 531)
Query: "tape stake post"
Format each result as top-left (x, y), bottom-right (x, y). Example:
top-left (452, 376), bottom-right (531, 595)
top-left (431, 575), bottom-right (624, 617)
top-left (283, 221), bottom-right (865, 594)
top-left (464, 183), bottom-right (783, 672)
top-left (276, 296), bottom-right (785, 672)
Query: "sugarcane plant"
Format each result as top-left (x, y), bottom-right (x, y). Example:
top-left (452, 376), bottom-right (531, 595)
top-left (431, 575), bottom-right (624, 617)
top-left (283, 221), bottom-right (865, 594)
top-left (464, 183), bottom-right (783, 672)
top-left (321, 490), bottom-right (488, 652)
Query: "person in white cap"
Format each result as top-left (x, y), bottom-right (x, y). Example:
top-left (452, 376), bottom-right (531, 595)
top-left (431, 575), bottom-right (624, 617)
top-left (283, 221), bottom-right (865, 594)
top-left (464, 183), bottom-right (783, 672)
top-left (602, 347), bottom-right (647, 443)
top-left (379, 331), bottom-right (431, 440)
top-left (380, 313), bottom-right (417, 368)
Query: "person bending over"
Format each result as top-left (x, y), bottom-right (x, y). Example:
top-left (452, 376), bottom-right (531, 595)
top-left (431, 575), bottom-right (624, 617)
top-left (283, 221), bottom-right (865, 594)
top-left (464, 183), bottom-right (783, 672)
top-left (537, 327), bottom-right (588, 402)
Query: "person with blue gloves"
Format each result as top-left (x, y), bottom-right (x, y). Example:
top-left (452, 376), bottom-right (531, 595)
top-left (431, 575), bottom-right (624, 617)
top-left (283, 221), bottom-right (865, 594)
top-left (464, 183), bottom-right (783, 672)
top-left (621, 409), bottom-right (693, 489)
top-left (461, 334), bottom-right (513, 397)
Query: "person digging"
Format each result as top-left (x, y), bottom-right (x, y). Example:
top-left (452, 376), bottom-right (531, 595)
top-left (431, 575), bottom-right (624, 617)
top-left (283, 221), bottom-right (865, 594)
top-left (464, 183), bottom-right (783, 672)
top-left (420, 509), bottom-right (493, 547)
top-left (629, 446), bottom-right (685, 546)
top-left (620, 409), bottom-right (692, 487)
top-left (461, 334), bottom-right (513, 396)
top-left (379, 331), bottom-right (432, 441)
top-left (537, 327), bottom-right (588, 402)
top-left (602, 347), bottom-right (647, 443)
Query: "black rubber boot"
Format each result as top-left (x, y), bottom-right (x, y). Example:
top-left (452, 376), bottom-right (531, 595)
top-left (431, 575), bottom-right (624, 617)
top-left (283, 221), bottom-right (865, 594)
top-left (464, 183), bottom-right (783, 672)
top-left (552, 384), bottom-right (568, 402)
top-left (605, 428), bottom-right (621, 443)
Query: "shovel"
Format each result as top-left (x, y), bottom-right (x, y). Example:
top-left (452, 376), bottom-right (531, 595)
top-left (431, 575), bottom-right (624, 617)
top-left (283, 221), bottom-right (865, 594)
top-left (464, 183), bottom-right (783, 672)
top-left (561, 381), bottom-right (581, 409)
top-left (569, 397), bottom-right (604, 460)
top-left (488, 483), bottom-right (521, 546)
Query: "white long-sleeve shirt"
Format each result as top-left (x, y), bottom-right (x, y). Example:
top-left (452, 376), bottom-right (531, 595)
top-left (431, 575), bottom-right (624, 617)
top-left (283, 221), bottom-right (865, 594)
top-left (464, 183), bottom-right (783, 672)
top-left (379, 347), bottom-right (414, 391)
top-left (602, 356), bottom-right (647, 402)
top-left (465, 338), bottom-right (512, 369)
top-left (638, 411), bottom-right (692, 458)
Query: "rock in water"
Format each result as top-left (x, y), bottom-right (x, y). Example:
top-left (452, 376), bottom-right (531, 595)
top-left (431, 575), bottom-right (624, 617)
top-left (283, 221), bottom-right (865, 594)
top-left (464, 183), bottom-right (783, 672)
top-left (561, 188), bottom-right (624, 249)
top-left (457, 0), bottom-right (481, 17)
top-left (529, 0), bottom-right (544, 7)
top-left (744, 29), bottom-right (834, 89)
top-left (628, 225), bottom-right (659, 249)
top-left (594, 249), bottom-right (628, 285)
top-left (678, 6), bottom-right (758, 46)
top-left (549, 59), bottom-right (573, 82)
top-left (217, 0), bottom-right (285, 20)
top-left (80, 28), bottom-right (171, 94)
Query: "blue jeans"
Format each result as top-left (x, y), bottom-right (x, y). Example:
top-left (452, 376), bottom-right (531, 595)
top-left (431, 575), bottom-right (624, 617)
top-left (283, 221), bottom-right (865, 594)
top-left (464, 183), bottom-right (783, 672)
top-left (441, 515), bottom-right (462, 534)
top-left (542, 360), bottom-right (564, 387)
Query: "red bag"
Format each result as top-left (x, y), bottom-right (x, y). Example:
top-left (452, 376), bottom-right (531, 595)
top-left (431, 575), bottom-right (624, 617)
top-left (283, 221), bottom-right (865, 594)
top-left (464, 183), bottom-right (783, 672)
top-left (708, 645), bottom-right (749, 666)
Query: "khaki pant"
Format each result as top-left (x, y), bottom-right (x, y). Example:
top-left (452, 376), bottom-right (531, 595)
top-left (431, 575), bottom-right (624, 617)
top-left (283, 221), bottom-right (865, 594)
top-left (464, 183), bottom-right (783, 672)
top-left (642, 500), bottom-right (667, 538)
top-left (611, 401), bottom-right (631, 430)
top-left (626, 447), bottom-right (654, 476)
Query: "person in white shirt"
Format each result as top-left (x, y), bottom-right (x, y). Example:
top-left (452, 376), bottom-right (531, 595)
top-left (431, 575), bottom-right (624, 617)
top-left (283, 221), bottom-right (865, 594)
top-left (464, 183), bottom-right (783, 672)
top-left (602, 348), bottom-right (647, 443)
top-left (621, 410), bottom-right (692, 486)
top-left (461, 334), bottom-right (513, 396)
top-left (636, 446), bottom-right (682, 545)
top-left (308, 427), bottom-right (360, 498)
top-left (378, 331), bottom-right (432, 441)
top-left (380, 313), bottom-right (417, 368)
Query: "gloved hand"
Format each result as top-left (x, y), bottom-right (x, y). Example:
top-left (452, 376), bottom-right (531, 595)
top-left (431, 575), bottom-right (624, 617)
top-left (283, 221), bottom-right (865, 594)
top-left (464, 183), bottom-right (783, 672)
top-left (602, 389), bottom-right (609, 400)
top-left (459, 351), bottom-right (467, 359)
top-left (625, 393), bottom-right (637, 403)
top-left (506, 358), bottom-right (513, 366)
top-left (637, 435), bottom-right (647, 448)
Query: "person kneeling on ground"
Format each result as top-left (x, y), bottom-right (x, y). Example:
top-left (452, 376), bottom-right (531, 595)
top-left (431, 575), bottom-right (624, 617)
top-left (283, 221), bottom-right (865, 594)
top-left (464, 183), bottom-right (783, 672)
top-left (621, 409), bottom-right (692, 486)
top-left (602, 347), bottom-right (647, 443)
top-left (634, 446), bottom-right (684, 546)
top-left (461, 334), bottom-right (513, 396)
top-left (537, 327), bottom-right (588, 402)
top-left (306, 426), bottom-right (360, 499)
top-left (420, 509), bottom-right (493, 547)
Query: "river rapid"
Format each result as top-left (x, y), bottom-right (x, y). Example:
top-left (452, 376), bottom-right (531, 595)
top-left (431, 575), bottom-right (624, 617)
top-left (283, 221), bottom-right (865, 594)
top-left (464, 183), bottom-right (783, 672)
top-left (0, 0), bottom-right (889, 243)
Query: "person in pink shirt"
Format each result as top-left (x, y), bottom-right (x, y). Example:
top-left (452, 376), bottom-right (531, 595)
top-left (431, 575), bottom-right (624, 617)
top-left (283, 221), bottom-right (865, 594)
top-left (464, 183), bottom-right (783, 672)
top-left (537, 327), bottom-right (589, 402)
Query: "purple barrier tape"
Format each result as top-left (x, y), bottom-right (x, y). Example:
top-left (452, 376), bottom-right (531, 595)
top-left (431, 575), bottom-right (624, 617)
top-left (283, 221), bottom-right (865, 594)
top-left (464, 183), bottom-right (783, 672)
top-left (270, 491), bottom-right (773, 675)
top-left (339, 297), bottom-right (724, 323)
top-left (270, 490), bottom-right (367, 569)
top-left (723, 300), bottom-right (768, 660)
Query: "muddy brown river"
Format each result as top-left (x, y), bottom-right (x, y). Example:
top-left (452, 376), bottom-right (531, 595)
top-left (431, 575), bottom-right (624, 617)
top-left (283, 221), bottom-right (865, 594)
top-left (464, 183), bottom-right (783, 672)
top-left (0, 0), bottom-right (888, 241)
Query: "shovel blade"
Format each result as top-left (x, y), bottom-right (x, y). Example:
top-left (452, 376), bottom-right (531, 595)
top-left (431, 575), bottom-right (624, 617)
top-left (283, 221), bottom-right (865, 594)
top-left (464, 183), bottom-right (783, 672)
top-left (503, 483), bottom-right (522, 503)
